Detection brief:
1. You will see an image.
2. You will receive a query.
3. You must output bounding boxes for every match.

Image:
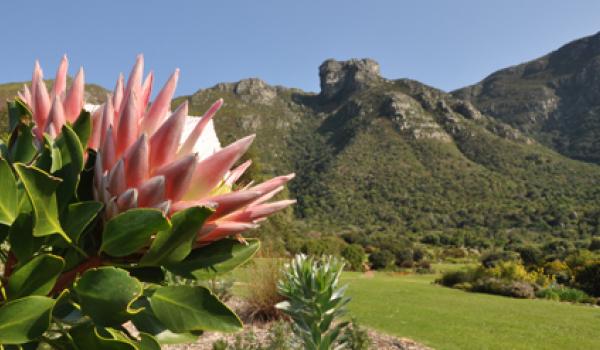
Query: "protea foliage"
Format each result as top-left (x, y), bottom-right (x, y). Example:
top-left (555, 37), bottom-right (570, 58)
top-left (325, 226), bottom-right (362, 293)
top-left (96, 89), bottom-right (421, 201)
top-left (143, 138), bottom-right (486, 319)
top-left (277, 255), bottom-right (351, 350)
top-left (0, 56), bottom-right (294, 348)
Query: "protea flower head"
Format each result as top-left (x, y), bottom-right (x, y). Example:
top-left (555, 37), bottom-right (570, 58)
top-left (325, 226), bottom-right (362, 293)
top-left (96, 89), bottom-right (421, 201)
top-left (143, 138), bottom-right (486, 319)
top-left (18, 55), bottom-right (85, 140)
top-left (24, 55), bottom-right (295, 245)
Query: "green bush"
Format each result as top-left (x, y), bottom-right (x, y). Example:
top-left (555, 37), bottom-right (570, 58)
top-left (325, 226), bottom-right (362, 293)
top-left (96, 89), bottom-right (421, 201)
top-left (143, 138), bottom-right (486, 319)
top-left (575, 262), bottom-right (600, 297)
top-left (395, 248), bottom-right (414, 268)
top-left (415, 260), bottom-right (434, 274)
top-left (276, 254), bottom-right (350, 350)
top-left (437, 270), bottom-right (474, 287)
top-left (300, 235), bottom-right (346, 256)
top-left (537, 286), bottom-right (591, 303)
top-left (368, 249), bottom-right (396, 270)
top-left (340, 318), bottom-right (373, 350)
top-left (342, 244), bottom-right (367, 271)
top-left (588, 238), bottom-right (600, 251)
top-left (480, 250), bottom-right (520, 268)
top-left (472, 278), bottom-right (535, 299)
top-left (515, 245), bottom-right (544, 266)
top-left (441, 247), bottom-right (468, 259)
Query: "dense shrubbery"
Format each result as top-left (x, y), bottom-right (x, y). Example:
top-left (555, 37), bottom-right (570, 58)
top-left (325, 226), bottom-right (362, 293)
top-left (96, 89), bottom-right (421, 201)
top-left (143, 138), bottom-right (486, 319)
top-left (368, 249), bottom-right (396, 270)
top-left (537, 286), bottom-right (591, 303)
top-left (575, 262), bottom-right (600, 297)
top-left (438, 245), bottom-right (600, 303)
top-left (341, 244), bottom-right (367, 271)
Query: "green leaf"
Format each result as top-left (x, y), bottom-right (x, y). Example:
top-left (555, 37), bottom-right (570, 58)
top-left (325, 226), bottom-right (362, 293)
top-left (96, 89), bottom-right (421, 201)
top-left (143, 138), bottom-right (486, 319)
top-left (6, 254), bottom-right (65, 299)
top-left (0, 139), bottom-right (8, 160)
top-left (141, 206), bottom-right (213, 266)
top-left (9, 124), bottom-right (36, 164)
top-left (14, 164), bottom-right (69, 242)
top-left (52, 290), bottom-right (78, 321)
top-left (35, 135), bottom-right (58, 173)
top-left (8, 213), bottom-right (42, 262)
top-left (0, 296), bottom-right (55, 344)
top-left (0, 158), bottom-right (18, 226)
top-left (139, 333), bottom-right (161, 350)
top-left (0, 224), bottom-right (9, 245)
top-left (101, 208), bottom-right (171, 257)
top-left (74, 267), bottom-right (143, 326)
top-left (7, 99), bottom-right (32, 132)
top-left (168, 239), bottom-right (260, 280)
top-left (63, 201), bottom-right (103, 243)
top-left (54, 124), bottom-right (85, 212)
top-left (149, 285), bottom-right (242, 333)
top-left (127, 266), bottom-right (165, 284)
top-left (69, 324), bottom-right (137, 350)
top-left (77, 149), bottom-right (97, 201)
top-left (131, 297), bottom-right (200, 345)
top-left (72, 110), bottom-right (91, 149)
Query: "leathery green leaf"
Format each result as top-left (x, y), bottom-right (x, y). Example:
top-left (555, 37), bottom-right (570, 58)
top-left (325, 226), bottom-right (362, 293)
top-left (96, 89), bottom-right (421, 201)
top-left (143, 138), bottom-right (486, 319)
top-left (14, 164), bottom-right (69, 242)
top-left (73, 267), bottom-right (143, 326)
top-left (69, 324), bottom-right (137, 350)
top-left (167, 238), bottom-right (260, 280)
top-left (101, 208), bottom-right (170, 257)
top-left (54, 124), bottom-right (85, 212)
top-left (131, 297), bottom-right (200, 345)
top-left (149, 285), bottom-right (242, 333)
top-left (7, 98), bottom-right (32, 132)
top-left (0, 158), bottom-right (18, 226)
top-left (8, 213), bottom-right (42, 262)
top-left (8, 124), bottom-right (36, 164)
top-left (141, 206), bottom-right (213, 266)
top-left (63, 201), bottom-right (103, 243)
top-left (139, 332), bottom-right (161, 350)
top-left (72, 110), bottom-right (91, 149)
top-left (6, 254), bottom-right (65, 299)
top-left (0, 296), bottom-right (55, 344)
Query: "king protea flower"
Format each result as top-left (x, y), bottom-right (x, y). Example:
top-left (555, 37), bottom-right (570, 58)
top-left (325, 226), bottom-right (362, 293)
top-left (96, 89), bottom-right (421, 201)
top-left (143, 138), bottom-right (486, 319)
top-left (22, 55), bottom-right (295, 245)
top-left (18, 55), bottom-right (85, 140)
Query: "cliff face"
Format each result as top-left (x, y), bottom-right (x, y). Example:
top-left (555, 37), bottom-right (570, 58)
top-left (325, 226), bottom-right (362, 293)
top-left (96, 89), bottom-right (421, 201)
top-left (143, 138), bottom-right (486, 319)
top-left (454, 31), bottom-right (600, 164)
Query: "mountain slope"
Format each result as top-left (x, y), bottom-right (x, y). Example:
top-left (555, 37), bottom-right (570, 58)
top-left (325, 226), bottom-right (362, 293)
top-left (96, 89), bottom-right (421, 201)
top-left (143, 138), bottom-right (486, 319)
top-left (2, 56), bottom-right (599, 245)
top-left (454, 31), bottom-right (600, 164)
top-left (179, 59), bottom-right (600, 242)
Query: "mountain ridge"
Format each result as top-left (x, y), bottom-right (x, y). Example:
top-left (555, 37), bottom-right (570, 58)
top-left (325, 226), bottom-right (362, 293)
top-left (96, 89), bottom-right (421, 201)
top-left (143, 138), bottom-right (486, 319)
top-left (176, 57), bottom-right (600, 245)
top-left (2, 35), bottom-right (600, 247)
top-left (454, 30), bottom-right (600, 163)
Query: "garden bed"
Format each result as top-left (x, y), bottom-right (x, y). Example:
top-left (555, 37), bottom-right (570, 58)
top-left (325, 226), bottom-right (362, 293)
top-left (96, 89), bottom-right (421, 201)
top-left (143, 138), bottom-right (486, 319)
top-left (165, 297), bottom-right (432, 350)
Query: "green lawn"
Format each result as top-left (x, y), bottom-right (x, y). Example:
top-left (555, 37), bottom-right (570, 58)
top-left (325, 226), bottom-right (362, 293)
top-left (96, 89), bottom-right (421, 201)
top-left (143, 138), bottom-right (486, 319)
top-left (342, 271), bottom-right (600, 350)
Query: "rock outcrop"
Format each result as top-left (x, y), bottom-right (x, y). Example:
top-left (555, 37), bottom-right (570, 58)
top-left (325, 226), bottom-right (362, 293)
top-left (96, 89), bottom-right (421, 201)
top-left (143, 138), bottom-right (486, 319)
top-left (215, 78), bottom-right (278, 104)
top-left (319, 58), bottom-right (382, 100)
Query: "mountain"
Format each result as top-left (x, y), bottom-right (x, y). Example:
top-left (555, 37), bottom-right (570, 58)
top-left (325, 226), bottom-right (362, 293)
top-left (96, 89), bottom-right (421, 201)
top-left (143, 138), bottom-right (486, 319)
top-left (177, 58), bottom-right (600, 244)
top-left (2, 52), bottom-right (600, 248)
top-left (454, 31), bottom-right (600, 164)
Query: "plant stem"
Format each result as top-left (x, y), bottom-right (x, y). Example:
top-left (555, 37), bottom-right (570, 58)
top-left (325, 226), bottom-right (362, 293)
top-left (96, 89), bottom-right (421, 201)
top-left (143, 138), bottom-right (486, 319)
top-left (50, 256), bottom-right (103, 295)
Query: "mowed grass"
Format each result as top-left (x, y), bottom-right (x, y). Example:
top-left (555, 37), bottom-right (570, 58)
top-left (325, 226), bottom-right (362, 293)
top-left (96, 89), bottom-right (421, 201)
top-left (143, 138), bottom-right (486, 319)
top-left (342, 271), bottom-right (600, 350)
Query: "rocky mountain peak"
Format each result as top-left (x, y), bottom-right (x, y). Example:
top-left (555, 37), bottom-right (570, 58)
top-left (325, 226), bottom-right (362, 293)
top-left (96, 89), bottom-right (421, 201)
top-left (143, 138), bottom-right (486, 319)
top-left (319, 58), bottom-right (382, 100)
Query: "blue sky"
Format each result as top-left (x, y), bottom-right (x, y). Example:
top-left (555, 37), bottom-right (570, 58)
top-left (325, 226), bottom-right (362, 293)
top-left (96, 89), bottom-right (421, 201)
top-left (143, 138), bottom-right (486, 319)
top-left (1, 0), bottom-right (599, 96)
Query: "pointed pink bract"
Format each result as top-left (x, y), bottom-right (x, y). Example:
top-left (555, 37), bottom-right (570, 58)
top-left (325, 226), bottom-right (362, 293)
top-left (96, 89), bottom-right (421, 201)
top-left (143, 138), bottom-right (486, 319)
top-left (64, 67), bottom-right (85, 122)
